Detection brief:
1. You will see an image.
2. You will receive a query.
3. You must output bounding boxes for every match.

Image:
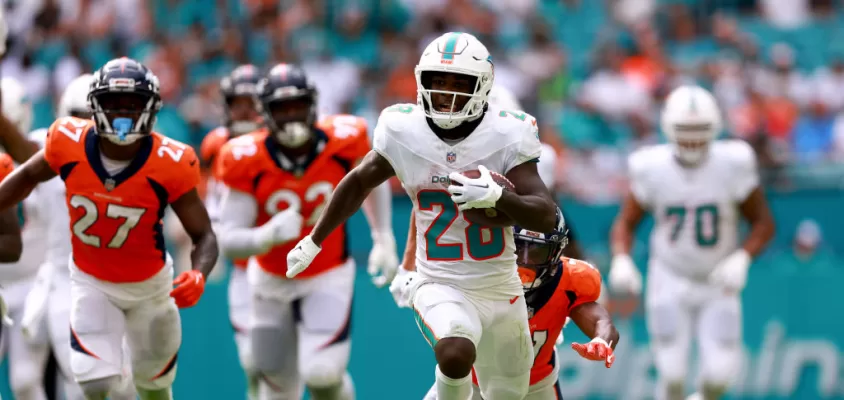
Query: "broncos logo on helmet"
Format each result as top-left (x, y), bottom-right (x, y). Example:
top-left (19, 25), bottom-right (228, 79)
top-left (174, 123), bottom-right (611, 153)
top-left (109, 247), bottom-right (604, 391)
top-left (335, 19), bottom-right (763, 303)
top-left (88, 57), bottom-right (162, 145)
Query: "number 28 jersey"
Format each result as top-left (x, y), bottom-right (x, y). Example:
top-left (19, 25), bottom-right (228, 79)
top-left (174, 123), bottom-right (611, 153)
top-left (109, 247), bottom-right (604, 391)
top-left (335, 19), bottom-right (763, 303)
top-left (216, 115), bottom-right (370, 279)
top-left (373, 104), bottom-right (542, 298)
top-left (43, 117), bottom-right (200, 283)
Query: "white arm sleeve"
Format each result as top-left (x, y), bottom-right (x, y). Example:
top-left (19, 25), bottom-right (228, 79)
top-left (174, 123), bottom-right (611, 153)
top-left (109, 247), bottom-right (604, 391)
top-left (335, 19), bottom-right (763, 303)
top-left (627, 150), bottom-right (652, 208)
top-left (537, 143), bottom-right (557, 190)
top-left (362, 181), bottom-right (394, 240)
top-left (729, 141), bottom-right (760, 202)
top-left (40, 178), bottom-right (71, 268)
top-left (217, 185), bottom-right (269, 259)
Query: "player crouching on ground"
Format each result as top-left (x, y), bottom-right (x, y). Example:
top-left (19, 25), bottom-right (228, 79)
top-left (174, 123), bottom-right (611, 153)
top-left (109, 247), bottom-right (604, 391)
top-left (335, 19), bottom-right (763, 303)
top-left (398, 207), bottom-right (619, 400)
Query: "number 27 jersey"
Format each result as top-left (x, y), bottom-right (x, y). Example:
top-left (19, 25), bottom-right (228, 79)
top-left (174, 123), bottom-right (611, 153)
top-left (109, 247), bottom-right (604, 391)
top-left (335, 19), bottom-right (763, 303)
top-left (44, 117), bottom-right (200, 283)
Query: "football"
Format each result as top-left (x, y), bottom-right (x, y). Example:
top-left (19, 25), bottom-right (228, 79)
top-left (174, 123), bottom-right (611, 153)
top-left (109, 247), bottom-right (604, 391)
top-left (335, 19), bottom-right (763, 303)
top-left (455, 169), bottom-right (516, 227)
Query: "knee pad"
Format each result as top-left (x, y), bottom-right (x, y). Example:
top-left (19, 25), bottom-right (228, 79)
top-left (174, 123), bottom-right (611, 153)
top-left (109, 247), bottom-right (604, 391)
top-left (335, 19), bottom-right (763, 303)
top-left (301, 345), bottom-right (349, 389)
top-left (78, 375), bottom-right (122, 400)
top-left (133, 354), bottom-right (177, 391)
top-left (251, 326), bottom-right (297, 373)
top-left (257, 371), bottom-right (301, 400)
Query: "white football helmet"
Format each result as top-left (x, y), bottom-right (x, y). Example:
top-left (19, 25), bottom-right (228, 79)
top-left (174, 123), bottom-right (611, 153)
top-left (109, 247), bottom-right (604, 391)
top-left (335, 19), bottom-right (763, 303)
top-left (1, 77), bottom-right (33, 134)
top-left (57, 74), bottom-right (95, 118)
top-left (488, 85), bottom-right (522, 111)
top-left (661, 85), bottom-right (723, 164)
top-left (415, 32), bottom-right (494, 129)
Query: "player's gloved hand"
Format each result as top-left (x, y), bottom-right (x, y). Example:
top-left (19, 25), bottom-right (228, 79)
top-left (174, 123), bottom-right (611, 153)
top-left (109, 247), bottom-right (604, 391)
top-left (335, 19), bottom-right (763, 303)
top-left (571, 337), bottom-right (615, 368)
top-left (608, 254), bottom-right (642, 295)
top-left (368, 233), bottom-right (399, 288)
top-left (286, 235), bottom-right (321, 278)
top-left (256, 206), bottom-right (304, 250)
top-left (389, 268), bottom-right (419, 309)
top-left (447, 165), bottom-right (503, 210)
top-left (709, 249), bottom-right (751, 292)
top-left (170, 270), bottom-right (205, 308)
top-left (22, 262), bottom-right (55, 340)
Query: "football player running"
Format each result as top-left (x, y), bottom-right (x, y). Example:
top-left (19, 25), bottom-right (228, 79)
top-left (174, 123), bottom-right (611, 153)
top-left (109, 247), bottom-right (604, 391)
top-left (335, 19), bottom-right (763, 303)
top-left (409, 207), bottom-right (619, 399)
top-left (198, 64), bottom-right (262, 400)
top-left (608, 85), bottom-right (775, 400)
top-left (216, 63), bottom-right (397, 400)
top-left (0, 58), bottom-right (218, 400)
top-left (286, 32), bottom-right (558, 400)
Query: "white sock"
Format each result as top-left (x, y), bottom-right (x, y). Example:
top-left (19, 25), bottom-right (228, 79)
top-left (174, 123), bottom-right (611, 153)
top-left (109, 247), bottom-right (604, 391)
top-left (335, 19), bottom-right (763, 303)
top-left (435, 365), bottom-right (472, 400)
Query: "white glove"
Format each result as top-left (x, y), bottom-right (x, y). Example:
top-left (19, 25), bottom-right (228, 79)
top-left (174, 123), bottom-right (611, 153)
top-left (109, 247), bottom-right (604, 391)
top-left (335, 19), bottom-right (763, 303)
top-left (368, 234), bottom-right (399, 288)
top-left (256, 206), bottom-right (304, 249)
top-left (286, 235), bottom-right (321, 278)
top-left (0, 292), bottom-right (11, 326)
top-left (709, 249), bottom-right (751, 292)
top-left (389, 268), bottom-right (419, 309)
top-left (608, 254), bottom-right (642, 295)
top-left (21, 262), bottom-right (55, 341)
top-left (447, 165), bottom-right (503, 211)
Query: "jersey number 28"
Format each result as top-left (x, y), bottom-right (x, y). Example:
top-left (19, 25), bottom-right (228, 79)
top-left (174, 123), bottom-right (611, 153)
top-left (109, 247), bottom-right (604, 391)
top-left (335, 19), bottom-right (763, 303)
top-left (417, 190), bottom-right (505, 261)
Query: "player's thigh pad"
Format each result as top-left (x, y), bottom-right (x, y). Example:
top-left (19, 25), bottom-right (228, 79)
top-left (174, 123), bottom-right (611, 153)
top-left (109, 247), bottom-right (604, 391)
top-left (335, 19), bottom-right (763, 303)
top-left (412, 282), bottom-right (483, 346)
top-left (473, 296), bottom-right (533, 400)
top-left (297, 262), bottom-right (355, 388)
top-left (697, 293), bottom-right (742, 385)
top-left (250, 293), bottom-right (300, 396)
top-left (250, 293), bottom-right (298, 373)
top-left (124, 296), bottom-right (181, 390)
top-left (69, 278), bottom-right (127, 382)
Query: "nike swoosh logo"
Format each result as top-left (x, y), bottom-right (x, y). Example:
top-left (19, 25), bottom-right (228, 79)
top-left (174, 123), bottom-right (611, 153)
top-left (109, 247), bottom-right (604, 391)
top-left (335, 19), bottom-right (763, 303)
top-left (509, 296), bottom-right (519, 304)
top-left (189, 159), bottom-right (197, 166)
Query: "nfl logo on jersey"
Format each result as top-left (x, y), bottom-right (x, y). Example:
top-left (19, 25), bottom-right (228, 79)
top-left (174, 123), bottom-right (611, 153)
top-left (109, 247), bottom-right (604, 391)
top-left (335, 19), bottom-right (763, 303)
top-left (104, 178), bottom-right (116, 192)
top-left (446, 151), bottom-right (457, 164)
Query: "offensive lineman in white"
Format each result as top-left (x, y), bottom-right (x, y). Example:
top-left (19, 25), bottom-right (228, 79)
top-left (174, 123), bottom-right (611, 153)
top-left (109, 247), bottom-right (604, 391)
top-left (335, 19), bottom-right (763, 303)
top-left (608, 85), bottom-right (775, 400)
top-left (16, 74), bottom-right (137, 400)
top-left (286, 32), bottom-right (557, 400)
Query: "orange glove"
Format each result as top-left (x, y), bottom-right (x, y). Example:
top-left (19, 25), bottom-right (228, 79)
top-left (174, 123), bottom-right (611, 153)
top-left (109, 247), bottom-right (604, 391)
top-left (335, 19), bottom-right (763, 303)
top-left (571, 338), bottom-right (615, 368)
top-left (170, 270), bottom-right (205, 308)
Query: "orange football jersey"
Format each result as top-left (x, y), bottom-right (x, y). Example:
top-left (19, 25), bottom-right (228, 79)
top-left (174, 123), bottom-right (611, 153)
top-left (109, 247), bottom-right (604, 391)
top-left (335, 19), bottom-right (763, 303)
top-left (43, 117), bottom-right (201, 283)
top-left (472, 257), bottom-right (602, 386)
top-left (0, 153), bottom-right (14, 181)
top-left (200, 126), bottom-right (249, 269)
top-left (217, 115), bottom-right (370, 278)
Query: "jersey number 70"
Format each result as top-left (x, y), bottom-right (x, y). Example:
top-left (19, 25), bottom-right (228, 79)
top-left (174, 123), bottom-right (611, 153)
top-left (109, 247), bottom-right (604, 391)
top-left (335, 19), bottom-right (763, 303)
top-left (417, 190), bottom-right (505, 261)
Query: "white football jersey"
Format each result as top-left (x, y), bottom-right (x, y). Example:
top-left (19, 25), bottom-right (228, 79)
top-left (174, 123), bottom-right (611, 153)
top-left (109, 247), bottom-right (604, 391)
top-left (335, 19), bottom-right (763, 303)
top-left (629, 140), bottom-right (759, 279)
top-left (538, 143), bottom-right (557, 190)
top-left (0, 128), bottom-right (72, 284)
top-left (374, 103), bottom-right (542, 299)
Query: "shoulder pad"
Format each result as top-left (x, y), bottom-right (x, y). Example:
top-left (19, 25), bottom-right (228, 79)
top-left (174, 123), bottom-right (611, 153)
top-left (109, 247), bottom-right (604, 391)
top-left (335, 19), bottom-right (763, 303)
top-left (561, 257), bottom-right (602, 301)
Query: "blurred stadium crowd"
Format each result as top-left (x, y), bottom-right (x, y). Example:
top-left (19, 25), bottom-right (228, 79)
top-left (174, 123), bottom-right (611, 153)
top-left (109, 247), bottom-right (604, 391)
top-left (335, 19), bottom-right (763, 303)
top-left (2, 0), bottom-right (844, 201)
